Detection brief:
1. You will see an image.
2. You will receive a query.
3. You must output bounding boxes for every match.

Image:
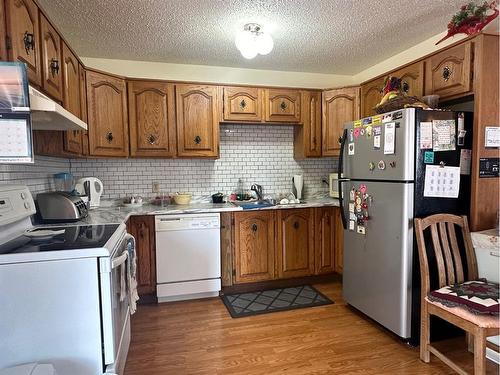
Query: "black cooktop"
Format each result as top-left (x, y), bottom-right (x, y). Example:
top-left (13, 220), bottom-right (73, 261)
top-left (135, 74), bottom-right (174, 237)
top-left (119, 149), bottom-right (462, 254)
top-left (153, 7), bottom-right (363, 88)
top-left (0, 224), bottom-right (120, 255)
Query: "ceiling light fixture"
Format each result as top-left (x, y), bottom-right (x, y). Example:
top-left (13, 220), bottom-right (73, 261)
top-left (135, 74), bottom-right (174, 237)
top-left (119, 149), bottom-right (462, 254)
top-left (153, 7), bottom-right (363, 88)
top-left (235, 23), bottom-right (274, 59)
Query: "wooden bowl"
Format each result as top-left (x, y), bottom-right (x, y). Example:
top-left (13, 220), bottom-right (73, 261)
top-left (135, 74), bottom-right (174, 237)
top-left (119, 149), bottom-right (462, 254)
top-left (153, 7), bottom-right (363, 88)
top-left (173, 194), bottom-right (192, 205)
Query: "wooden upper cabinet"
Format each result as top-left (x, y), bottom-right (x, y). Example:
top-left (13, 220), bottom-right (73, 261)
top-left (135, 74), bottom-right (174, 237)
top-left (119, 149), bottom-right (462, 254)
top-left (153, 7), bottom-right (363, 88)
top-left (276, 208), bottom-right (314, 279)
top-left (86, 70), bottom-right (128, 157)
top-left (360, 77), bottom-right (384, 118)
top-left (233, 211), bottom-right (275, 284)
top-left (176, 84), bottom-right (221, 158)
top-left (62, 42), bottom-right (82, 154)
top-left (223, 86), bottom-right (263, 122)
top-left (40, 14), bottom-right (62, 101)
top-left (425, 41), bottom-right (473, 101)
top-left (294, 90), bottom-right (322, 159)
top-left (322, 86), bottom-right (360, 156)
top-left (128, 81), bottom-right (176, 158)
top-left (79, 64), bottom-right (89, 156)
top-left (264, 89), bottom-right (301, 122)
top-left (392, 61), bottom-right (424, 98)
top-left (5, 0), bottom-right (41, 86)
top-left (126, 216), bottom-right (156, 295)
top-left (0, 0), bottom-right (8, 61)
top-left (314, 207), bottom-right (336, 275)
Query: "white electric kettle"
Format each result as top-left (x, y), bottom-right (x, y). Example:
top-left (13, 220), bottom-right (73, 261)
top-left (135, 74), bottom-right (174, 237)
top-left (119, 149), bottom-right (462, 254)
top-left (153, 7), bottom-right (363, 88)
top-left (75, 177), bottom-right (104, 209)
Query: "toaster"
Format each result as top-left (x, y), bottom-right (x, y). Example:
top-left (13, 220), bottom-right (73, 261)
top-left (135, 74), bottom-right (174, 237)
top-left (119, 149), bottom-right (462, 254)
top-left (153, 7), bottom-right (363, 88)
top-left (36, 192), bottom-right (88, 223)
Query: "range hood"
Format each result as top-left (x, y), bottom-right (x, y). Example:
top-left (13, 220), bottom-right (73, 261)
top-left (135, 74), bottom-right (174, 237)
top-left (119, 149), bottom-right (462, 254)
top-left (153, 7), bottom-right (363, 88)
top-left (29, 86), bottom-right (87, 131)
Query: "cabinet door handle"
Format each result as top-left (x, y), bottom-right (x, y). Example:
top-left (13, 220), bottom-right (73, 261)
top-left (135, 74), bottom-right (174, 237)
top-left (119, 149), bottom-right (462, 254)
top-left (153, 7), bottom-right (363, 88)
top-left (280, 101), bottom-right (288, 111)
top-left (50, 58), bottom-right (59, 76)
top-left (402, 81), bottom-right (410, 94)
top-left (251, 223), bottom-right (258, 232)
top-left (442, 66), bottom-right (452, 81)
top-left (293, 221), bottom-right (300, 229)
top-left (23, 31), bottom-right (35, 54)
top-left (338, 136), bottom-right (342, 145)
top-left (239, 99), bottom-right (246, 109)
top-left (147, 134), bottom-right (157, 145)
top-left (194, 135), bottom-right (201, 144)
top-left (106, 132), bottom-right (114, 143)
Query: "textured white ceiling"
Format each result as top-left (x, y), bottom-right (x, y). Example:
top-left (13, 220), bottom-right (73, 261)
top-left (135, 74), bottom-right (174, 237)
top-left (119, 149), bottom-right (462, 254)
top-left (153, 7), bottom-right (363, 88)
top-left (37, 0), bottom-right (465, 74)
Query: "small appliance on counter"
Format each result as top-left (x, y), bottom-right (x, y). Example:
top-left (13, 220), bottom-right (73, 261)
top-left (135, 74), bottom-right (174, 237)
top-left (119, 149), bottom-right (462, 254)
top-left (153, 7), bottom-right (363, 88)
top-left (53, 172), bottom-right (74, 192)
top-left (75, 177), bottom-right (104, 209)
top-left (36, 192), bottom-right (88, 223)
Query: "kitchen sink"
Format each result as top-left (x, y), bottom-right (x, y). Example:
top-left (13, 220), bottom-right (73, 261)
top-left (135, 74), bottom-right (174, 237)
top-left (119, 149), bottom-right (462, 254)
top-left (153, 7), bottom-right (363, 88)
top-left (231, 200), bottom-right (275, 210)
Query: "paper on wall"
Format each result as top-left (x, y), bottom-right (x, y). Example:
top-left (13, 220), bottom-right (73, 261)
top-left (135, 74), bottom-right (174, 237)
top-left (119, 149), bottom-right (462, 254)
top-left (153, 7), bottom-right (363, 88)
top-left (432, 120), bottom-right (456, 151)
top-left (459, 149), bottom-right (472, 175)
top-left (383, 122), bottom-right (395, 155)
top-left (0, 118), bottom-right (30, 157)
top-left (424, 165), bottom-right (460, 198)
top-left (420, 122), bottom-right (433, 149)
top-left (485, 127), bottom-right (500, 148)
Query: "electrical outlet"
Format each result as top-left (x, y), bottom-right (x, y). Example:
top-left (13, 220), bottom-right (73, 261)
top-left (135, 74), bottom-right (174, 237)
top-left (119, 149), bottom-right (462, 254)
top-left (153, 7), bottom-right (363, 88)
top-left (152, 181), bottom-right (160, 193)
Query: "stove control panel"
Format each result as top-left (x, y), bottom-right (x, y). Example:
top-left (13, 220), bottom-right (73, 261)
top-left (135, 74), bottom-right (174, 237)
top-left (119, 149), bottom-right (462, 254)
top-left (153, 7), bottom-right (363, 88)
top-left (0, 185), bottom-right (36, 226)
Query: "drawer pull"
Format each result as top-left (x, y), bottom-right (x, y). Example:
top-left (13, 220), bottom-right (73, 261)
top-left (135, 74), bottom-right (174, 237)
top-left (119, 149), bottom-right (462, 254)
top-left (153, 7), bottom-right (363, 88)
top-left (490, 252), bottom-right (500, 257)
top-left (251, 223), bottom-right (258, 232)
top-left (194, 135), bottom-right (202, 144)
top-left (293, 221), bottom-right (300, 229)
top-left (147, 134), bottom-right (157, 145)
top-left (239, 99), bottom-right (246, 109)
top-left (402, 81), bottom-right (410, 94)
top-left (280, 101), bottom-right (287, 111)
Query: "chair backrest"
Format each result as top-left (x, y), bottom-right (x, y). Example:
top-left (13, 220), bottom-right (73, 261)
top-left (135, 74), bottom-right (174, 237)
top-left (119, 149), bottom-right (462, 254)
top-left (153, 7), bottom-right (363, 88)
top-left (414, 214), bottom-right (478, 297)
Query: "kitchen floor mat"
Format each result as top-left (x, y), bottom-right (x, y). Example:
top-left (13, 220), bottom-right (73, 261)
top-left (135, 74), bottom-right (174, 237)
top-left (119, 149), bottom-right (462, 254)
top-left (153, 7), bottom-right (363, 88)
top-left (221, 285), bottom-right (333, 318)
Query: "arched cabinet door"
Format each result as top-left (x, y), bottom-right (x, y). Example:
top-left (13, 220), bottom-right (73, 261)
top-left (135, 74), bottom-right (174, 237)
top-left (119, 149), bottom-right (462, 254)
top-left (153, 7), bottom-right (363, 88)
top-left (425, 41), bottom-right (473, 100)
top-left (265, 89), bottom-right (301, 122)
top-left (223, 86), bottom-right (263, 122)
top-left (276, 208), bottom-right (314, 279)
top-left (323, 86), bottom-right (360, 156)
top-left (128, 81), bottom-right (176, 157)
top-left (176, 84), bottom-right (221, 158)
top-left (5, 0), bottom-right (41, 86)
top-left (86, 70), bottom-right (129, 157)
top-left (234, 211), bottom-right (276, 284)
top-left (62, 42), bottom-right (82, 155)
top-left (40, 14), bottom-right (62, 101)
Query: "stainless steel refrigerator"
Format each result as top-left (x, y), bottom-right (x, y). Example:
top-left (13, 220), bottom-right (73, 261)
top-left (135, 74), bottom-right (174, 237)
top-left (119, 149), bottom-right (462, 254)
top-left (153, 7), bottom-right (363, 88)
top-left (338, 108), bottom-right (472, 342)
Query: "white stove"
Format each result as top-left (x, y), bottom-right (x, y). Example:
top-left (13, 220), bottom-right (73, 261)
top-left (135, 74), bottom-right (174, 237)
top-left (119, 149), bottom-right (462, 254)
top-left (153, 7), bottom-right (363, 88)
top-left (0, 185), bottom-right (134, 375)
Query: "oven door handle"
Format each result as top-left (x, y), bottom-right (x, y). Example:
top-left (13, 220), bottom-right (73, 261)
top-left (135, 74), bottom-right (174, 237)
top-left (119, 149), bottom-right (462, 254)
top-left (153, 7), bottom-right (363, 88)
top-left (112, 251), bottom-right (128, 269)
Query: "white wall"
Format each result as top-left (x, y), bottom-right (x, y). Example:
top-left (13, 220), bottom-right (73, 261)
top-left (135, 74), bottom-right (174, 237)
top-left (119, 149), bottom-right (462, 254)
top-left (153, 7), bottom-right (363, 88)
top-left (70, 124), bottom-right (337, 200)
top-left (82, 57), bottom-right (353, 89)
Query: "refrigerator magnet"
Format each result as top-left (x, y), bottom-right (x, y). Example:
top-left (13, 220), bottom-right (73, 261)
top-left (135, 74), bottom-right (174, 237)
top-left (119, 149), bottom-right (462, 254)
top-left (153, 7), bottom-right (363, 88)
top-left (359, 184), bottom-right (367, 194)
top-left (349, 188), bottom-right (355, 201)
top-left (371, 115), bottom-right (382, 125)
top-left (348, 143), bottom-right (355, 155)
top-left (373, 135), bottom-right (381, 149)
top-left (357, 226), bottom-right (366, 235)
top-left (365, 125), bottom-right (373, 138)
top-left (353, 128), bottom-right (361, 139)
top-left (424, 151), bottom-right (434, 164)
top-left (349, 220), bottom-right (355, 231)
top-left (349, 129), bottom-right (354, 142)
top-left (349, 203), bottom-right (355, 213)
top-left (373, 126), bottom-right (382, 136)
top-left (354, 120), bottom-right (362, 128)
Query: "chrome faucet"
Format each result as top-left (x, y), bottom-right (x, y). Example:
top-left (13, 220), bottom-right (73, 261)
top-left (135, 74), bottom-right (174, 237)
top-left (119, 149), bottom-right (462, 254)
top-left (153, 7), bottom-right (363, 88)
top-left (251, 184), bottom-right (263, 201)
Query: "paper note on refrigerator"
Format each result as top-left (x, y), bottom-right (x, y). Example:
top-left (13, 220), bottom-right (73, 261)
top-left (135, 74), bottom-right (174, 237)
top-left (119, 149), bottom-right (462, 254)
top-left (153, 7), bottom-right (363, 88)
top-left (420, 122), bottom-right (433, 149)
top-left (383, 122), bottom-right (395, 154)
top-left (423, 165), bottom-right (460, 198)
top-left (432, 120), bottom-right (456, 151)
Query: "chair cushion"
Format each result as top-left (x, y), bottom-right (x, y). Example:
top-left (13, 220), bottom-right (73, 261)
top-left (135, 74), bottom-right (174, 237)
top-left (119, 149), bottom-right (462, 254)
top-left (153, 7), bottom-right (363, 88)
top-left (426, 297), bottom-right (499, 328)
top-left (428, 280), bottom-right (499, 315)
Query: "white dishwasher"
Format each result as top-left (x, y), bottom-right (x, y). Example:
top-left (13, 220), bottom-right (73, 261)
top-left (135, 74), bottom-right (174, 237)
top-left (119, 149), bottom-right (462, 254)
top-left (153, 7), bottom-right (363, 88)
top-left (155, 213), bottom-right (221, 302)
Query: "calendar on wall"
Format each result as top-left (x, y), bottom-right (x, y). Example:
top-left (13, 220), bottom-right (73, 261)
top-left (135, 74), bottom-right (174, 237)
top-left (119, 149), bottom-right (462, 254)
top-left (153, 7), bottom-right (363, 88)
top-left (0, 62), bottom-right (33, 164)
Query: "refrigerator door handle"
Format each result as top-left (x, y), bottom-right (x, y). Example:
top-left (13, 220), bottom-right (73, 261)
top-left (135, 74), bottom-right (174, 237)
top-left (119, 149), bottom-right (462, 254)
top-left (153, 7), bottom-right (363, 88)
top-left (338, 128), bottom-right (347, 180)
top-left (338, 128), bottom-right (348, 229)
top-left (338, 179), bottom-right (347, 229)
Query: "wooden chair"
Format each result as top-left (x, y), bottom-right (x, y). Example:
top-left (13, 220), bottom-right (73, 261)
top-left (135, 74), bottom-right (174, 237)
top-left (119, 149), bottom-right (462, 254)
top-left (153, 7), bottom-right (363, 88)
top-left (414, 214), bottom-right (499, 375)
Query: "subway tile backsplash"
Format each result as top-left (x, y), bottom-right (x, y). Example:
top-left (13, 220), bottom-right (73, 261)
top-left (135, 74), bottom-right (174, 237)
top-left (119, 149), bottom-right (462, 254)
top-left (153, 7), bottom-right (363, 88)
top-left (0, 156), bottom-right (70, 196)
top-left (71, 124), bottom-right (338, 200)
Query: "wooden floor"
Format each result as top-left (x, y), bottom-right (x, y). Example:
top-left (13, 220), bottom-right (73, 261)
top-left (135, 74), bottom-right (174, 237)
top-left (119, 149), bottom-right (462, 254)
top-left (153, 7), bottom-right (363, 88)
top-left (124, 282), bottom-right (499, 374)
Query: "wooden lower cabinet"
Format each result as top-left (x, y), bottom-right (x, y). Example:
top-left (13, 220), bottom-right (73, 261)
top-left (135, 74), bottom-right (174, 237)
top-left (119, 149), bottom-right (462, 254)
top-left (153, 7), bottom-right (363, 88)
top-left (233, 210), bottom-right (275, 284)
top-left (228, 207), bottom-right (342, 286)
top-left (126, 215), bottom-right (156, 295)
top-left (276, 208), bottom-right (315, 278)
